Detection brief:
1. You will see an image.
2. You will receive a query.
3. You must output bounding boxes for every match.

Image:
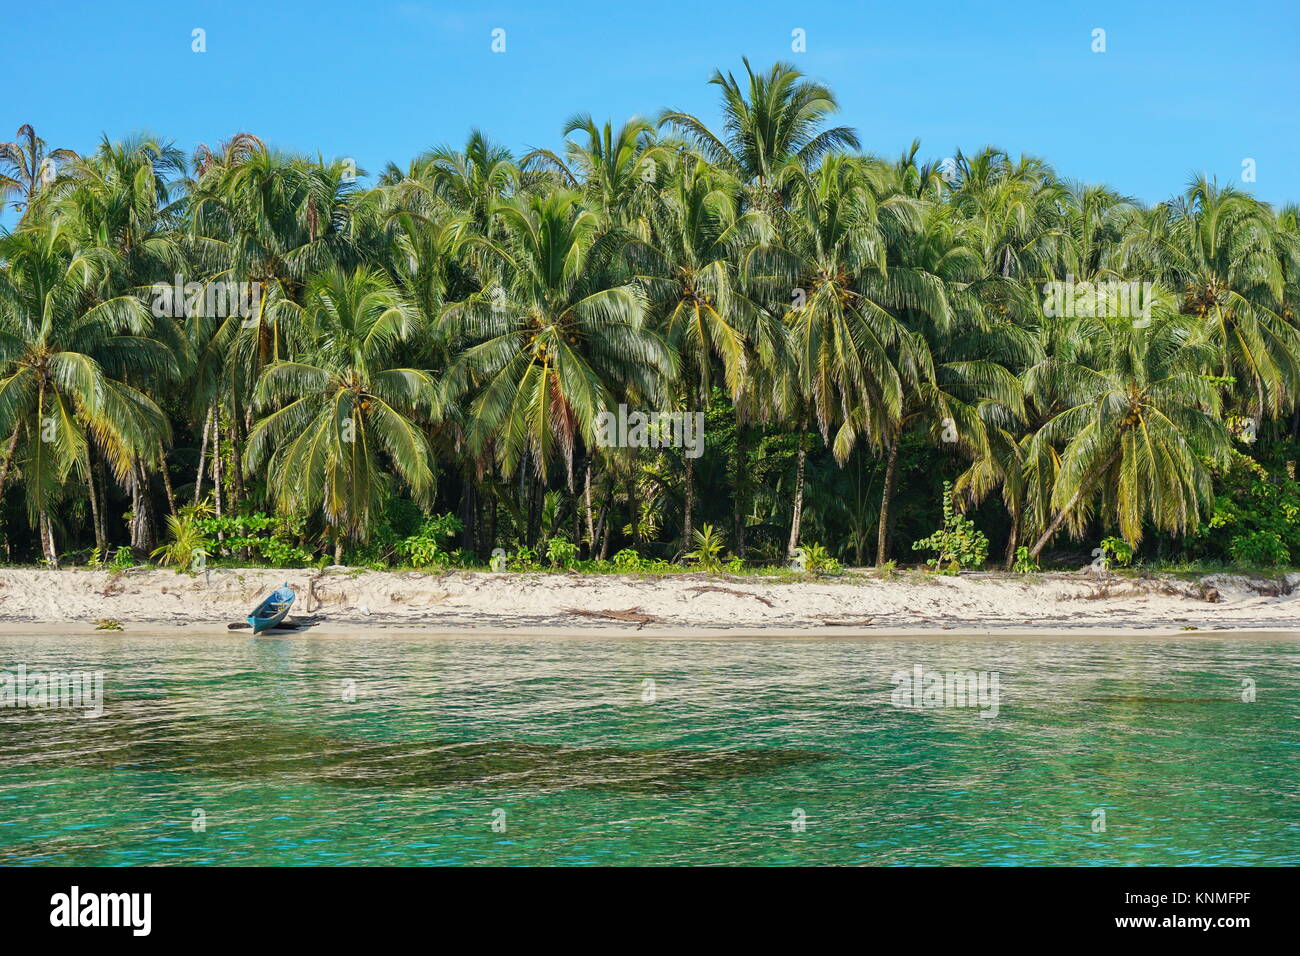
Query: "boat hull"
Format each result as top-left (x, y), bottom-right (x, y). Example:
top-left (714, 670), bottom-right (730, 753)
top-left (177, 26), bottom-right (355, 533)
top-left (247, 586), bottom-right (295, 635)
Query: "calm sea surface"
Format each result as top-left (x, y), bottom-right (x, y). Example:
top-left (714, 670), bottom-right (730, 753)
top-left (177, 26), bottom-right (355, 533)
top-left (1, 633), bottom-right (1297, 865)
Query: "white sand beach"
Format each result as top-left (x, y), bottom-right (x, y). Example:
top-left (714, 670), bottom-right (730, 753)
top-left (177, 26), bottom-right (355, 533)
top-left (1, 566), bottom-right (1298, 638)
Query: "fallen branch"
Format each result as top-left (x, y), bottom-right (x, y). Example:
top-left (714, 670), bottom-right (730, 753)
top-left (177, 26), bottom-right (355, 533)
top-left (686, 585), bottom-right (775, 607)
top-left (811, 615), bottom-right (875, 627)
top-left (565, 606), bottom-right (664, 627)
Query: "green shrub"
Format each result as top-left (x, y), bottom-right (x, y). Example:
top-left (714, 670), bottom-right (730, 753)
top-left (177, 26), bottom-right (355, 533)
top-left (1099, 536), bottom-right (1135, 568)
top-left (151, 514), bottom-right (212, 570)
top-left (193, 513), bottom-right (313, 567)
top-left (912, 482), bottom-right (988, 574)
top-left (395, 514), bottom-right (463, 567)
top-left (545, 537), bottom-right (579, 569)
top-left (507, 545), bottom-right (540, 571)
top-left (1011, 546), bottom-right (1039, 573)
top-left (684, 523), bottom-right (727, 571)
top-left (801, 541), bottom-right (842, 574)
top-left (1229, 530), bottom-right (1289, 568)
top-left (611, 548), bottom-right (643, 572)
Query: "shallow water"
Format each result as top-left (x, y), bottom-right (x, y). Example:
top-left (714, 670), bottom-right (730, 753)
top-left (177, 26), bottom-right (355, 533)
top-left (1, 634), bottom-right (1297, 865)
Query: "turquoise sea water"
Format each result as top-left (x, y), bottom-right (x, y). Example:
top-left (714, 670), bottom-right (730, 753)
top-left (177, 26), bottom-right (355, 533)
top-left (1, 633), bottom-right (1297, 866)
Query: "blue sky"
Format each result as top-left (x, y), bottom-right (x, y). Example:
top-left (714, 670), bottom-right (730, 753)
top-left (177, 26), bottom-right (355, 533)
top-left (5, 0), bottom-right (1298, 223)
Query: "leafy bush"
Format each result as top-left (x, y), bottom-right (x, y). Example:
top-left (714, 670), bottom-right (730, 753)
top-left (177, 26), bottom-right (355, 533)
top-left (684, 523), bottom-right (727, 571)
top-left (1099, 536), bottom-right (1134, 568)
top-left (1195, 458), bottom-right (1300, 567)
top-left (545, 537), bottom-right (579, 569)
top-left (507, 545), bottom-right (540, 571)
top-left (801, 541), bottom-right (842, 574)
top-left (1011, 546), bottom-right (1039, 573)
top-left (395, 513), bottom-right (464, 567)
top-left (151, 514), bottom-right (211, 570)
top-left (193, 513), bottom-right (313, 567)
top-left (1229, 530), bottom-right (1289, 568)
top-left (912, 482), bottom-right (988, 574)
top-left (611, 548), bottom-right (643, 572)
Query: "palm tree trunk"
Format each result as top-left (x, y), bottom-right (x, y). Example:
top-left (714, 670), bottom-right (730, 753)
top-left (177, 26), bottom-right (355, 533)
top-left (732, 423), bottom-right (747, 558)
top-left (1003, 514), bottom-right (1020, 568)
top-left (334, 536), bottom-right (344, 565)
top-left (584, 458), bottom-right (596, 556)
top-left (876, 439), bottom-right (900, 566)
top-left (158, 442), bottom-right (177, 518)
top-left (682, 454), bottom-right (695, 554)
top-left (213, 424), bottom-right (225, 549)
top-left (627, 475), bottom-right (638, 547)
top-left (229, 416), bottom-right (245, 513)
top-left (39, 510), bottom-right (58, 568)
top-left (596, 476), bottom-right (613, 560)
top-left (1027, 450), bottom-right (1120, 561)
top-left (129, 461), bottom-right (156, 555)
top-left (194, 408), bottom-right (212, 503)
top-left (787, 430), bottom-right (808, 558)
top-left (86, 451), bottom-right (106, 553)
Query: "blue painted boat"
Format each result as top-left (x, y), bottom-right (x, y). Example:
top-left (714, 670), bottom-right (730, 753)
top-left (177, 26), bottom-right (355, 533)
top-left (247, 584), bottom-right (295, 634)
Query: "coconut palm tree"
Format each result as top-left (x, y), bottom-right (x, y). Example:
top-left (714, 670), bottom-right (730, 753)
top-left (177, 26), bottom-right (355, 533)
top-left (244, 267), bottom-right (438, 559)
top-left (1124, 176), bottom-right (1300, 418)
top-left (1025, 307), bottom-right (1233, 558)
top-left (629, 158), bottom-right (773, 543)
top-left (0, 125), bottom-right (77, 215)
top-left (660, 58), bottom-right (859, 210)
top-left (442, 189), bottom-right (673, 500)
top-left (748, 156), bottom-right (911, 554)
top-left (0, 224), bottom-right (173, 564)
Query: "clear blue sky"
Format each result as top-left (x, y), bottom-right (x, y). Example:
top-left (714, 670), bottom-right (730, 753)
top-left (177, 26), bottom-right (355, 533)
top-left (5, 0), bottom-right (1298, 220)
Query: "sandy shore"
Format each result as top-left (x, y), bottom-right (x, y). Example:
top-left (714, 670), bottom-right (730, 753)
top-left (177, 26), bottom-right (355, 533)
top-left (1, 566), bottom-right (1299, 638)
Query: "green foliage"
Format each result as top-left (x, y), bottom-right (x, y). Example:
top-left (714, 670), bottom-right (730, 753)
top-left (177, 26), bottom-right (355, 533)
top-left (545, 537), bottom-right (579, 569)
top-left (800, 541), bottom-right (842, 574)
top-left (507, 545), bottom-right (541, 571)
top-left (611, 548), bottom-right (643, 572)
top-left (912, 482), bottom-right (988, 574)
top-left (193, 513), bottom-right (313, 567)
top-left (394, 513), bottom-right (464, 568)
top-left (1228, 530), bottom-right (1289, 568)
top-left (151, 514), bottom-right (211, 570)
top-left (1099, 536), bottom-right (1134, 568)
top-left (1011, 546), bottom-right (1039, 574)
top-left (1195, 459), bottom-right (1300, 568)
top-left (684, 523), bottom-right (727, 571)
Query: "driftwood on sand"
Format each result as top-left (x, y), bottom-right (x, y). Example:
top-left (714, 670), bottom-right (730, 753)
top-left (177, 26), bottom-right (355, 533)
top-left (565, 606), bottom-right (664, 628)
top-left (686, 585), bottom-right (775, 607)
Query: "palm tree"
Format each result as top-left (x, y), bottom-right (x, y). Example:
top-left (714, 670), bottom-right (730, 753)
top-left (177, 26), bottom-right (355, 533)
top-left (52, 134), bottom-right (189, 549)
top-left (189, 138), bottom-right (360, 515)
top-left (749, 156), bottom-right (911, 554)
top-left (244, 267), bottom-right (438, 559)
top-left (1025, 308), bottom-right (1233, 558)
top-left (525, 115), bottom-right (664, 228)
top-left (442, 189), bottom-right (673, 530)
top-left (630, 157), bottom-right (770, 544)
top-left (660, 58), bottom-right (859, 210)
top-left (0, 125), bottom-right (77, 215)
top-left (1125, 176), bottom-right (1300, 418)
top-left (0, 224), bottom-right (173, 564)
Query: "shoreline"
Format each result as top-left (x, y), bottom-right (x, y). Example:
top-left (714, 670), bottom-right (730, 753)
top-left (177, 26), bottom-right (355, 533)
top-left (1, 566), bottom-right (1298, 639)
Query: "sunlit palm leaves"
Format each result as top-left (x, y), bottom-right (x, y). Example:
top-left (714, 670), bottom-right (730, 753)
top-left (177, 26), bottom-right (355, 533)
top-left (245, 268), bottom-right (438, 545)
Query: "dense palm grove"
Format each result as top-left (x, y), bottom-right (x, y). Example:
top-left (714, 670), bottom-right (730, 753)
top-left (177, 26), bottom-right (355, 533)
top-left (3, 60), bottom-right (1300, 572)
